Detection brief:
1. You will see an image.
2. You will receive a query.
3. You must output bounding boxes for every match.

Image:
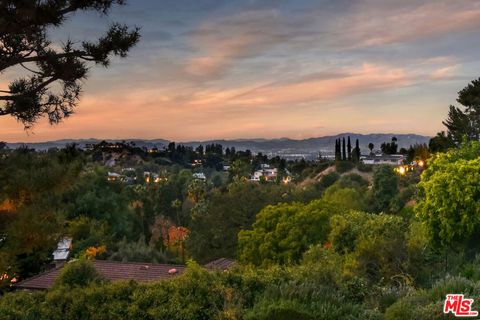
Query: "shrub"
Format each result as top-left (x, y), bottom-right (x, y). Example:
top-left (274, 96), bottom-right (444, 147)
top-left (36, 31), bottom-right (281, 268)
top-left (429, 275), bottom-right (476, 301)
top-left (0, 291), bottom-right (45, 320)
top-left (335, 161), bottom-right (355, 173)
top-left (319, 171), bottom-right (340, 189)
top-left (357, 162), bottom-right (373, 172)
top-left (336, 173), bottom-right (369, 189)
top-left (372, 165), bottom-right (398, 213)
top-left (245, 299), bottom-right (314, 320)
top-left (384, 292), bottom-right (440, 320)
top-left (108, 236), bottom-right (170, 263)
top-left (238, 201), bottom-right (335, 266)
top-left (54, 259), bottom-right (104, 287)
top-left (416, 141), bottom-right (480, 247)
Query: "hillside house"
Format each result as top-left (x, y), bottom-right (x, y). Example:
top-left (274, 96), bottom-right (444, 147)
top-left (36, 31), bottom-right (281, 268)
top-left (251, 167), bottom-right (278, 181)
top-left (360, 154), bottom-right (405, 165)
top-left (192, 172), bottom-right (207, 180)
top-left (15, 258), bottom-right (236, 291)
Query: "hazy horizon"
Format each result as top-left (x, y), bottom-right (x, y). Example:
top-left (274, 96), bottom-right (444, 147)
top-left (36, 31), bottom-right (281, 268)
top-left (2, 0), bottom-right (480, 142)
top-left (3, 131), bottom-right (431, 144)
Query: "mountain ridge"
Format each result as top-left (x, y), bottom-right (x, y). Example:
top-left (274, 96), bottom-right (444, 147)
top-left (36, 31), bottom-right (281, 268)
top-left (5, 133), bottom-right (431, 159)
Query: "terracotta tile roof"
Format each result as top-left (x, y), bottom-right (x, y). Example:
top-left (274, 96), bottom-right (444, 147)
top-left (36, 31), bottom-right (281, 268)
top-left (204, 258), bottom-right (236, 271)
top-left (93, 260), bottom-right (185, 282)
top-left (16, 260), bottom-right (186, 290)
top-left (15, 265), bottom-right (64, 290)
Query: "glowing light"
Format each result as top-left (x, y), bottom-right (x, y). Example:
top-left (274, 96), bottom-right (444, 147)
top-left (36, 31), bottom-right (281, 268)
top-left (398, 166), bottom-right (406, 175)
top-left (418, 160), bottom-right (424, 167)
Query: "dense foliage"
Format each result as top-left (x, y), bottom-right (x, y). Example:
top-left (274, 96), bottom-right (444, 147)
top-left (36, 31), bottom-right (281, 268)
top-left (416, 141), bottom-right (480, 247)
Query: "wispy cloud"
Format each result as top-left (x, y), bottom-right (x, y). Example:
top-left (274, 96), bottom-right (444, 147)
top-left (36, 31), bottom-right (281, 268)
top-left (184, 9), bottom-right (305, 78)
top-left (333, 1), bottom-right (480, 48)
top-left (2, 0), bottom-right (480, 142)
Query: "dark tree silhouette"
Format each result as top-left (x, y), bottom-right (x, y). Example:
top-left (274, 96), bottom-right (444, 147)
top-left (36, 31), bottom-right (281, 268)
top-left (334, 139), bottom-right (341, 161)
top-left (342, 137), bottom-right (346, 161)
top-left (381, 137), bottom-right (398, 154)
top-left (368, 143), bottom-right (374, 154)
top-left (347, 136), bottom-right (352, 161)
top-left (0, 0), bottom-right (140, 127)
top-left (442, 78), bottom-right (480, 144)
top-left (353, 139), bottom-right (361, 162)
top-left (429, 131), bottom-right (455, 153)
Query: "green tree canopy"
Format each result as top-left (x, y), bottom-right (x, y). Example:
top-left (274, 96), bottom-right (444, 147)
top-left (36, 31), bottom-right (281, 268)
top-left (416, 141), bottom-right (480, 247)
top-left (186, 181), bottom-right (291, 263)
top-left (238, 200), bottom-right (335, 266)
top-left (372, 165), bottom-right (399, 213)
top-left (55, 259), bottom-right (104, 288)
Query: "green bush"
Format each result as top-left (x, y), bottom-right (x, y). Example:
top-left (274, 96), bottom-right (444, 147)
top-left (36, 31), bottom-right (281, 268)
top-left (357, 162), bottom-right (373, 172)
top-left (319, 171), bottom-right (340, 189)
top-left (0, 291), bottom-right (45, 320)
top-left (372, 165), bottom-right (398, 213)
top-left (429, 275), bottom-right (477, 301)
top-left (416, 141), bottom-right (480, 247)
top-left (336, 173), bottom-right (369, 189)
top-left (55, 259), bottom-right (104, 288)
top-left (245, 299), bottom-right (314, 320)
top-left (238, 200), bottom-right (335, 266)
top-left (335, 161), bottom-right (355, 174)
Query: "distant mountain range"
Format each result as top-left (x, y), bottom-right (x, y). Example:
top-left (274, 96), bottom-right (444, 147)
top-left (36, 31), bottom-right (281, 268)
top-left (5, 133), bottom-right (431, 160)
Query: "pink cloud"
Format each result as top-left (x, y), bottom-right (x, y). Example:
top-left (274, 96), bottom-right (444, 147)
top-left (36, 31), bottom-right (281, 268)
top-left (220, 63), bottom-right (410, 107)
top-left (185, 9), bottom-right (287, 77)
top-left (342, 1), bottom-right (480, 47)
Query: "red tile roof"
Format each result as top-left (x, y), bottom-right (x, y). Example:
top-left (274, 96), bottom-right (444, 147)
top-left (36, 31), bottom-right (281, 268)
top-left (204, 258), bottom-right (236, 271)
top-left (16, 260), bottom-right (186, 290)
top-left (15, 265), bottom-right (63, 290)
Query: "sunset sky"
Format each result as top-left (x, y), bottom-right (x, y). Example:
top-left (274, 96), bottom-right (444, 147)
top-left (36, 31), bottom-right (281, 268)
top-left (1, 0), bottom-right (480, 142)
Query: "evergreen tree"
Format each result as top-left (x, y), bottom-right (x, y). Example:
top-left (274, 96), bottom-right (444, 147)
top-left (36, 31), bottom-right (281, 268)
top-left (0, 1), bottom-right (140, 127)
top-left (442, 78), bottom-right (480, 144)
top-left (353, 139), bottom-right (361, 162)
top-left (429, 131), bottom-right (455, 153)
top-left (334, 139), bottom-right (340, 161)
top-left (381, 137), bottom-right (398, 154)
top-left (195, 145), bottom-right (204, 156)
top-left (342, 137), bottom-right (346, 161)
top-left (347, 136), bottom-right (352, 161)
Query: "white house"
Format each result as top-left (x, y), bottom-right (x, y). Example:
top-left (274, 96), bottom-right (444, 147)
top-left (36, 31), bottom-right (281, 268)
top-left (193, 172), bottom-right (207, 180)
top-left (361, 154), bottom-right (405, 165)
top-left (107, 172), bottom-right (122, 181)
top-left (251, 168), bottom-right (278, 181)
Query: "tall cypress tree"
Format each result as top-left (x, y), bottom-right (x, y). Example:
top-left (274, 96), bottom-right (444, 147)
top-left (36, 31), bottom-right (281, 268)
top-left (347, 136), bottom-right (352, 161)
top-left (342, 137), bottom-right (346, 161)
top-left (354, 139), bottom-right (361, 162)
top-left (334, 139), bottom-right (341, 161)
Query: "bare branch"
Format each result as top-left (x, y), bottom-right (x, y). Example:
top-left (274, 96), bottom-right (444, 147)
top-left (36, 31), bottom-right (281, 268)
top-left (20, 63), bottom-right (43, 75)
